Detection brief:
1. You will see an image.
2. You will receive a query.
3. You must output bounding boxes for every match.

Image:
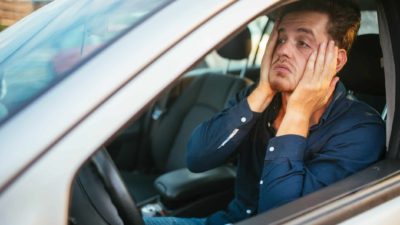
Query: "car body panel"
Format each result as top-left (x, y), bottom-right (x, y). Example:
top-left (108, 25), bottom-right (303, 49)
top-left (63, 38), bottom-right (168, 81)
top-left (340, 195), bottom-right (400, 225)
top-left (0, 0), bottom-right (232, 192)
top-left (0, 0), bottom-right (399, 224)
top-left (0, 0), bottom-right (287, 224)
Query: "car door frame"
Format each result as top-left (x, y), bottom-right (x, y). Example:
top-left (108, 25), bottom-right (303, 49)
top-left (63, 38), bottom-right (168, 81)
top-left (0, 0), bottom-right (291, 225)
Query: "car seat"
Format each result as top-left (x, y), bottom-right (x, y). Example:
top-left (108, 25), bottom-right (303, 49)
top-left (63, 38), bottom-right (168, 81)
top-left (120, 27), bottom-right (254, 213)
top-left (338, 33), bottom-right (386, 115)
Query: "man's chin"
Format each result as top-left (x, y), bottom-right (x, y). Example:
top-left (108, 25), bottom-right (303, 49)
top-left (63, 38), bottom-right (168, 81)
top-left (269, 73), bottom-right (296, 92)
top-left (270, 82), bottom-right (293, 93)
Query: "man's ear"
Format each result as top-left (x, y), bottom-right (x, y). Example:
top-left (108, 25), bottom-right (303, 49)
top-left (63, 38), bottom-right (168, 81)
top-left (336, 49), bottom-right (347, 73)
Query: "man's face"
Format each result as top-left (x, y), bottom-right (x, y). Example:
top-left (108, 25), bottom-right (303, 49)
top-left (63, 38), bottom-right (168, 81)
top-left (269, 11), bottom-right (331, 92)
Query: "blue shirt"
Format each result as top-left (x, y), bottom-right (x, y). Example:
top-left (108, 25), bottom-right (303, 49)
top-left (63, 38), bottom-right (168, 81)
top-left (187, 82), bottom-right (386, 225)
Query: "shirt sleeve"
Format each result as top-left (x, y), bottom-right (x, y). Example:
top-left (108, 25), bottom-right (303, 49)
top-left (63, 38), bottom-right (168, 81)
top-left (187, 85), bottom-right (261, 173)
top-left (257, 121), bottom-right (386, 212)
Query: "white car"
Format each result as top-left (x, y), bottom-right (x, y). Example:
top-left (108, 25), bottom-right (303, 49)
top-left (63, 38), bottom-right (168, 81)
top-left (0, 0), bottom-right (399, 224)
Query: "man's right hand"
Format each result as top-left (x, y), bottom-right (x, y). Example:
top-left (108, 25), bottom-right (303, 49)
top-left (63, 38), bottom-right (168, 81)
top-left (247, 22), bottom-right (279, 112)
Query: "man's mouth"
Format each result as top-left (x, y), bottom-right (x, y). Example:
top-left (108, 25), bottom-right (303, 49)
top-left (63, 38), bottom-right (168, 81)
top-left (273, 64), bottom-right (291, 74)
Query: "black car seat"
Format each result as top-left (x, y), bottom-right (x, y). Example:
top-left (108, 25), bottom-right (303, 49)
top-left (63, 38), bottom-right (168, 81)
top-left (120, 28), bottom-right (254, 207)
top-left (338, 33), bottom-right (386, 115)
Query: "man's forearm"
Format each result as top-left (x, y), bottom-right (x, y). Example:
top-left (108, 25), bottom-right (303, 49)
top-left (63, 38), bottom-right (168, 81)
top-left (187, 98), bottom-right (260, 172)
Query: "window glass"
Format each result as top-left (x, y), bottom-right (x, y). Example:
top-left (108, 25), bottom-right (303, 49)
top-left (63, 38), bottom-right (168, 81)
top-left (203, 16), bottom-right (270, 71)
top-left (0, 0), bottom-right (172, 124)
top-left (205, 10), bottom-right (379, 76)
top-left (358, 11), bottom-right (379, 35)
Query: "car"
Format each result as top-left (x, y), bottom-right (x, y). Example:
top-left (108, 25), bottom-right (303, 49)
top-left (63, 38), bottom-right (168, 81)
top-left (0, 0), bottom-right (400, 224)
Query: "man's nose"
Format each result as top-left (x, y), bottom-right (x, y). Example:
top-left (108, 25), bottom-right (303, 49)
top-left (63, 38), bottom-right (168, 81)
top-left (275, 41), bottom-right (292, 58)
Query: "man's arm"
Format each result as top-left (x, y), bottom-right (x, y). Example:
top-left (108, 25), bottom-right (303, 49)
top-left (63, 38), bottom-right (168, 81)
top-left (257, 119), bottom-right (385, 212)
top-left (247, 22), bottom-right (279, 113)
top-left (186, 87), bottom-right (261, 172)
top-left (257, 40), bottom-right (383, 212)
top-left (187, 24), bottom-right (280, 173)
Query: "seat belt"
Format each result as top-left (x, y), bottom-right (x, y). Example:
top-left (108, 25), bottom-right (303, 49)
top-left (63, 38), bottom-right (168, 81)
top-left (135, 91), bottom-right (171, 171)
top-left (152, 91), bottom-right (170, 121)
top-left (382, 104), bottom-right (388, 121)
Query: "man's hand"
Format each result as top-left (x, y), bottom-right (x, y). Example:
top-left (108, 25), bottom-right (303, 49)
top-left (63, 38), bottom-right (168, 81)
top-left (289, 40), bottom-right (339, 116)
top-left (247, 22), bottom-right (279, 112)
top-left (277, 40), bottom-right (339, 137)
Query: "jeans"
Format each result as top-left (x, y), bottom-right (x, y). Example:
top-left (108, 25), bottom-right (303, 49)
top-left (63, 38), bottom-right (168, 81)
top-left (143, 217), bottom-right (206, 225)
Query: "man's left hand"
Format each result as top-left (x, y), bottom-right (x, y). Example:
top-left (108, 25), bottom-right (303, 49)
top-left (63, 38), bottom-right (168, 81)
top-left (288, 40), bottom-right (339, 119)
top-left (276, 40), bottom-right (339, 137)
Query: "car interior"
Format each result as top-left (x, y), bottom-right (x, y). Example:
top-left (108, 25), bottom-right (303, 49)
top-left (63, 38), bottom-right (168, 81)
top-left (118, 41), bottom-right (254, 215)
top-left (68, 0), bottom-right (396, 224)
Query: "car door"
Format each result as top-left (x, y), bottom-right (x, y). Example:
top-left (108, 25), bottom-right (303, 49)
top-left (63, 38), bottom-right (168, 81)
top-left (0, 0), bottom-right (285, 225)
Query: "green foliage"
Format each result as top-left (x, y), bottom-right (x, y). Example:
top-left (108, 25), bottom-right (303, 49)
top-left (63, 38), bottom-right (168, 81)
top-left (0, 25), bottom-right (7, 32)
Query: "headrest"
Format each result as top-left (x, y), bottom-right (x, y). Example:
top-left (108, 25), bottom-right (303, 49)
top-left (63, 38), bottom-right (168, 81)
top-left (216, 27), bottom-right (252, 60)
top-left (338, 34), bottom-right (385, 96)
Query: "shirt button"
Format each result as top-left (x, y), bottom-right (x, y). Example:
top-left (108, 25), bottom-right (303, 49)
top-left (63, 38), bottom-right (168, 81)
top-left (267, 122), bottom-right (271, 127)
top-left (260, 180), bottom-right (263, 185)
top-left (269, 146), bottom-right (275, 152)
top-left (246, 209), bottom-right (252, 214)
top-left (241, 117), bottom-right (247, 123)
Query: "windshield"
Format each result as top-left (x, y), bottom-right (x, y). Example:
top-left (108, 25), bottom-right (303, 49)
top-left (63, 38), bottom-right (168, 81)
top-left (0, 0), bottom-right (172, 124)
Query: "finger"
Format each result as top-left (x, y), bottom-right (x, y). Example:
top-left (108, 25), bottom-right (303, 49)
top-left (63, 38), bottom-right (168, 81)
top-left (263, 22), bottom-right (279, 61)
top-left (260, 22), bottom-right (280, 81)
top-left (332, 46), bottom-right (338, 72)
top-left (314, 41), bottom-right (327, 81)
top-left (323, 40), bottom-right (337, 78)
top-left (324, 40), bottom-right (334, 66)
top-left (303, 50), bottom-right (317, 82)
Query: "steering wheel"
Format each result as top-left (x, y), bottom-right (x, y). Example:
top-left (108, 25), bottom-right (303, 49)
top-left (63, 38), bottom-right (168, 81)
top-left (70, 148), bottom-right (144, 225)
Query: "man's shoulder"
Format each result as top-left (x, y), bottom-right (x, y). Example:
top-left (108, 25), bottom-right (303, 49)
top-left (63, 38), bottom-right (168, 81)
top-left (331, 95), bottom-right (385, 130)
top-left (240, 83), bottom-right (257, 98)
top-left (227, 83), bottom-right (257, 106)
top-left (317, 96), bottom-right (386, 156)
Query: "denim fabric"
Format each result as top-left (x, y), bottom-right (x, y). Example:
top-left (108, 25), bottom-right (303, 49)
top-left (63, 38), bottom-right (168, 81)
top-left (144, 217), bottom-right (206, 225)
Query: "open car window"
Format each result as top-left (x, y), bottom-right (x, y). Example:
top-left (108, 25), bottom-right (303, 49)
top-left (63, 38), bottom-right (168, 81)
top-left (99, 3), bottom-right (388, 223)
top-left (204, 16), bottom-right (271, 71)
top-left (106, 3), bottom-right (391, 225)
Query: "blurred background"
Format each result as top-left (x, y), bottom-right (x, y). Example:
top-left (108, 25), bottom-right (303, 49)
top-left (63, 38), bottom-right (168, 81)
top-left (0, 0), bottom-right (52, 31)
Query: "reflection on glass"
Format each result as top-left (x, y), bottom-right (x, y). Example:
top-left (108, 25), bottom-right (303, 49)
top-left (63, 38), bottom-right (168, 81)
top-left (0, 0), bottom-right (172, 124)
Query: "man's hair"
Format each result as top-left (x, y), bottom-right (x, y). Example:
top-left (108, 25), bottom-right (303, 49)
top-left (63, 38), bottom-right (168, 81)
top-left (279, 0), bottom-right (361, 52)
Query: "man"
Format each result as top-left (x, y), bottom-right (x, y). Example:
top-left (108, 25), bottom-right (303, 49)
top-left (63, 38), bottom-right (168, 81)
top-left (145, 0), bottom-right (385, 224)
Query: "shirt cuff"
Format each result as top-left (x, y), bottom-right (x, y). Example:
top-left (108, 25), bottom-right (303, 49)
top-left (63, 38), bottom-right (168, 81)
top-left (227, 98), bottom-right (261, 128)
top-left (265, 135), bottom-right (307, 161)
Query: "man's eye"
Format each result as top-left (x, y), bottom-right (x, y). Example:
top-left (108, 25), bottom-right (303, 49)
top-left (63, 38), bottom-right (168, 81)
top-left (298, 41), bottom-right (310, 48)
top-left (277, 38), bottom-right (286, 45)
